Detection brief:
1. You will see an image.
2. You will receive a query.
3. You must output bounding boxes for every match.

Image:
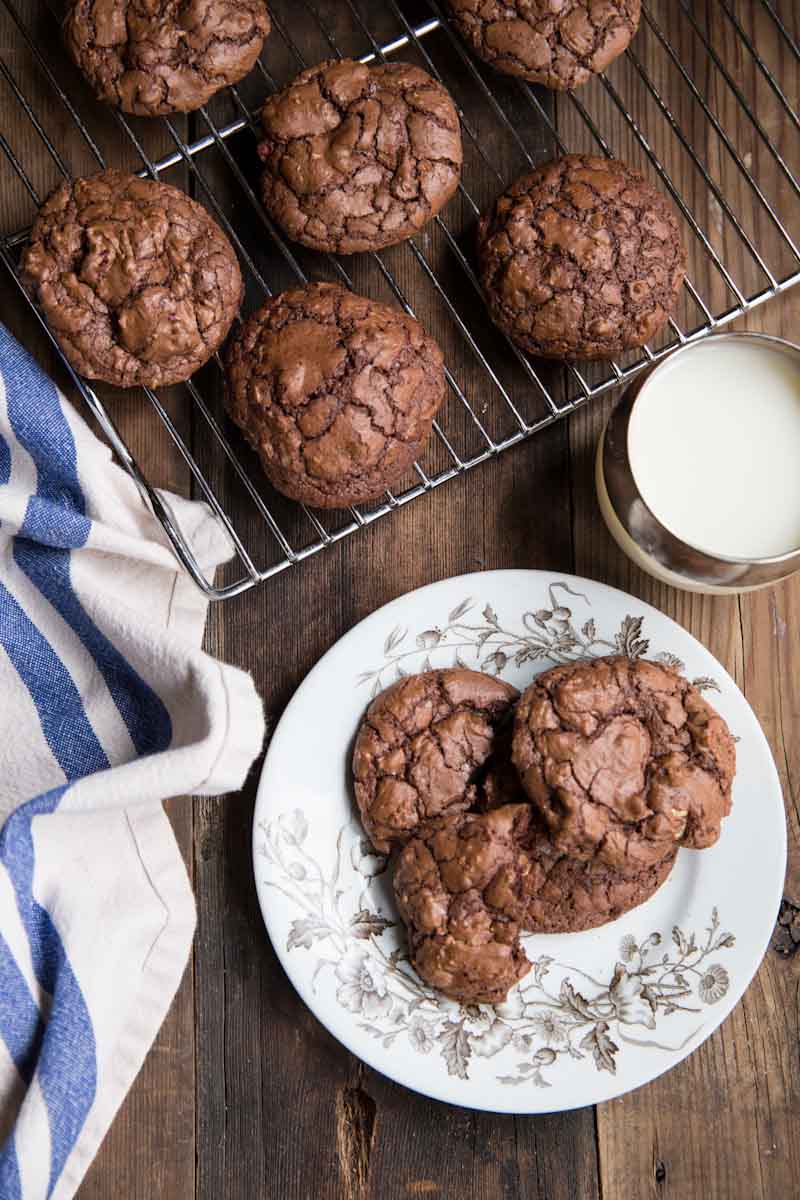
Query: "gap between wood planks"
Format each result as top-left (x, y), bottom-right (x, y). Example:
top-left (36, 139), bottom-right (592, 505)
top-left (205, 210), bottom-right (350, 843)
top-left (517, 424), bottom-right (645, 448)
top-left (336, 1067), bottom-right (377, 1200)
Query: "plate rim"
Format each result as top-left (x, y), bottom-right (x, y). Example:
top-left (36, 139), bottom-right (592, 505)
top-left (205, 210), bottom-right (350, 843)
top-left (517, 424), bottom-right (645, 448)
top-left (252, 568), bottom-right (787, 1113)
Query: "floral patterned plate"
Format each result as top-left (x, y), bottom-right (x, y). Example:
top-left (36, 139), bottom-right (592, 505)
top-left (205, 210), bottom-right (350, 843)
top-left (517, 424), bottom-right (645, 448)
top-left (252, 570), bottom-right (786, 1112)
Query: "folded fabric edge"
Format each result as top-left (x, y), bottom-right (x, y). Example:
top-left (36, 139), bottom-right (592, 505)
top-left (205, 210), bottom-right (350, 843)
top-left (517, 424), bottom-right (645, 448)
top-left (156, 494), bottom-right (236, 576)
top-left (53, 805), bottom-right (196, 1200)
top-left (193, 660), bottom-right (267, 798)
top-left (163, 503), bottom-right (235, 641)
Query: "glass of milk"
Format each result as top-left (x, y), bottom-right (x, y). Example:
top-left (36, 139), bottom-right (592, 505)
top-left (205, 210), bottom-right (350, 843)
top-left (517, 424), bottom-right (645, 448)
top-left (597, 333), bottom-right (800, 593)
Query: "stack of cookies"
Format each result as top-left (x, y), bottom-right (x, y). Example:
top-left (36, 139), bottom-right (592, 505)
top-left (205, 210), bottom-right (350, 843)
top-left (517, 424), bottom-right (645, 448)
top-left (19, 3), bottom-right (688, 513)
top-left (352, 656), bottom-right (736, 1005)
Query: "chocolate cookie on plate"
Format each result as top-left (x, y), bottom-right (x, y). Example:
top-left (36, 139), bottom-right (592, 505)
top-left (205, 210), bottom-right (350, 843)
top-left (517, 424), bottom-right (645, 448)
top-left (446, 0), bottom-right (640, 90)
top-left (512, 655), bottom-right (736, 874)
top-left (65, 0), bottom-right (271, 116)
top-left (225, 283), bottom-right (446, 509)
top-left (353, 668), bottom-right (519, 854)
top-left (489, 821), bottom-right (676, 934)
top-left (21, 169), bottom-right (243, 389)
top-left (258, 58), bottom-right (462, 254)
top-left (393, 805), bottom-right (532, 1004)
top-left (394, 803), bottom-right (675, 1002)
top-left (477, 155), bottom-right (686, 360)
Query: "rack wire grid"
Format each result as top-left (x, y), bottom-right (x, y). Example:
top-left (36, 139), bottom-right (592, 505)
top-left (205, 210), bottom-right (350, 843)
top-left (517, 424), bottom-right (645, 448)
top-left (1, 1), bottom-right (799, 599)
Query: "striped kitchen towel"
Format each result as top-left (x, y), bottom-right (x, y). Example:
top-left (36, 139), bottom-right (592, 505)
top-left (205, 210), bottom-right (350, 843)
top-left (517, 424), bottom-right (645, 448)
top-left (0, 324), bottom-right (265, 1199)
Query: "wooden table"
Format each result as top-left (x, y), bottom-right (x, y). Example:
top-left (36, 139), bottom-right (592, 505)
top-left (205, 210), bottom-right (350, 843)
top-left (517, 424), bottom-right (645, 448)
top-left (2, 2), bottom-right (798, 1196)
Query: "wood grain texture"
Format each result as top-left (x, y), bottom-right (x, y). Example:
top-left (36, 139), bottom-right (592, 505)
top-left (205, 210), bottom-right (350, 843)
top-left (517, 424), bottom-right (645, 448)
top-left (0, 1), bottom-right (797, 1198)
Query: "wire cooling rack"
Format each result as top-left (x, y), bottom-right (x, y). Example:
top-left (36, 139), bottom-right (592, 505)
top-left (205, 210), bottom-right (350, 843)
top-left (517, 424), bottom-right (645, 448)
top-left (1, 1), bottom-right (799, 598)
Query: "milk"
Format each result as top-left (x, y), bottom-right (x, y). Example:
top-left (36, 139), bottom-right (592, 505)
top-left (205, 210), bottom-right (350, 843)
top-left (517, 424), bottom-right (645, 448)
top-left (628, 339), bottom-right (800, 559)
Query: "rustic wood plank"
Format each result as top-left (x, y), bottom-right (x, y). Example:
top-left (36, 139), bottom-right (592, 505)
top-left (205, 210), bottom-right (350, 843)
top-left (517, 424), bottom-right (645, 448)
top-left (572, 298), bottom-right (800, 1200)
top-left (184, 1), bottom-right (601, 1193)
top-left (565, 4), bottom-right (800, 1197)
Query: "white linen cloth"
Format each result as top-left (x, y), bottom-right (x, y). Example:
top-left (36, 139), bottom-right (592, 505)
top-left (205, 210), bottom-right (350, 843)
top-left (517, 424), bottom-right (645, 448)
top-left (0, 323), bottom-right (265, 1198)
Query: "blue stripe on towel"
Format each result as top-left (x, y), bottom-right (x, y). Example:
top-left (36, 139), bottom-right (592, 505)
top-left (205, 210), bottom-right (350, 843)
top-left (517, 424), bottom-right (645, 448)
top-left (0, 1140), bottom-right (22, 1200)
top-left (37, 935), bottom-right (97, 1196)
top-left (0, 933), bottom-right (42, 1084)
top-left (0, 786), bottom-right (97, 1198)
top-left (0, 578), bottom-right (108, 779)
top-left (1, 789), bottom-right (70, 989)
top-left (1, 333), bottom-right (172, 758)
top-left (13, 541), bottom-right (172, 757)
top-left (0, 327), bottom-right (88, 532)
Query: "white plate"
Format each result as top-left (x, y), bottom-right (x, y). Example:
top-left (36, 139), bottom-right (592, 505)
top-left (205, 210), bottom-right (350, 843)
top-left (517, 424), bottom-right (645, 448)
top-left (253, 570), bottom-right (786, 1113)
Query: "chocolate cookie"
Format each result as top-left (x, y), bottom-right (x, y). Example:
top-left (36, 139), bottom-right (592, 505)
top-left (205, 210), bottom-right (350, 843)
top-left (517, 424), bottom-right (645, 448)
top-left (353, 668), bottom-right (519, 854)
top-left (477, 155), bottom-right (686, 360)
top-left (446, 0), bottom-right (640, 90)
top-left (257, 58), bottom-right (462, 254)
top-left (64, 0), bottom-right (271, 116)
top-left (489, 825), bottom-right (676, 933)
top-left (21, 170), bottom-right (243, 389)
top-left (393, 805), bottom-right (532, 1004)
top-left (225, 283), bottom-right (446, 509)
top-left (512, 656), bottom-right (736, 874)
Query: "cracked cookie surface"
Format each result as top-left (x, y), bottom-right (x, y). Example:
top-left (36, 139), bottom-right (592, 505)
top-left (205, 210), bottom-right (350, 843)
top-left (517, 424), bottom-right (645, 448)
top-left (394, 803), bottom-right (675, 1002)
top-left (491, 821), bottom-right (676, 933)
top-left (225, 283), bottom-right (446, 509)
top-left (353, 668), bottom-right (519, 854)
top-left (65, 0), bottom-right (271, 116)
top-left (512, 655), bottom-right (735, 874)
top-left (393, 805), bottom-right (532, 1004)
top-left (477, 155), bottom-right (686, 360)
top-left (21, 169), bottom-right (243, 389)
top-left (446, 0), bottom-right (640, 89)
top-left (257, 58), bottom-right (462, 254)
